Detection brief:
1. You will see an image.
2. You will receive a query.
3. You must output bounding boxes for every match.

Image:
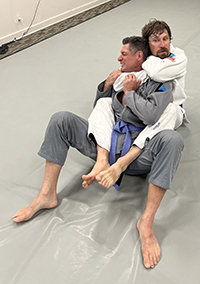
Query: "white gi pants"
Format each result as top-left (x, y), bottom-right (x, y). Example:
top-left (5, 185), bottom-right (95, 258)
top-left (88, 98), bottom-right (184, 150)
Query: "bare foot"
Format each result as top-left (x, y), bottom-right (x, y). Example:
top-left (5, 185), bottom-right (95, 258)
top-left (137, 218), bottom-right (161, 269)
top-left (96, 159), bottom-right (124, 188)
top-left (82, 160), bottom-right (110, 188)
top-left (13, 193), bottom-right (58, 223)
top-left (82, 170), bottom-right (97, 188)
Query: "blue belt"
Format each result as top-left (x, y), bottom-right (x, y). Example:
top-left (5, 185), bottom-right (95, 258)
top-left (109, 121), bottom-right (144, 190)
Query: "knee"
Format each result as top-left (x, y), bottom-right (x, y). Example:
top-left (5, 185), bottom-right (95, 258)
top-left (96, 97), bottom-right (112, 109)
top-left (49, 111), bottom-right (73, 127)
top-left (159, 129), bottom-right (184, 151)
top-left (166, 103), bottom-right (177, 114)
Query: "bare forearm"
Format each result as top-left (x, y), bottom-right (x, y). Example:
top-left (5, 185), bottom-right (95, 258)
top-left (103, 80), bottom-right (112, 91)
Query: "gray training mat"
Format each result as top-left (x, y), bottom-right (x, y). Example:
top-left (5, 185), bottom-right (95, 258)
top-left (0, 0), bottom-right (200, 283)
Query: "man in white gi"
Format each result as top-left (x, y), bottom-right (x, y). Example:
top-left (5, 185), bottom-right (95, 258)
top-left (13, 35), bottom-right (184, 270)
top-left (83, 19), bottom-right (187, 189)
top-left (82, 20), bottom-right (187, 269)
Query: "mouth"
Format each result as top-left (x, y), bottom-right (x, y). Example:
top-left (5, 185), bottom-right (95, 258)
top-left (157, 49), bottom-right (168, 58)
top-left (158, 48), bottom-right (168, 54)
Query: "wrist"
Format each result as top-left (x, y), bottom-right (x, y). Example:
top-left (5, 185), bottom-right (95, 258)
top-left (103, 80), bottom-right (112, 91)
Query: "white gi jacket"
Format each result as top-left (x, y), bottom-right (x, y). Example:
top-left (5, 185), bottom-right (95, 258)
top-left (88, 45), bottom-right (188, 150)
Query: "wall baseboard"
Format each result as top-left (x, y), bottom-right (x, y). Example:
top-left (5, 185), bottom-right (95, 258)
top-left (0, 0), bottom-right (130, 60)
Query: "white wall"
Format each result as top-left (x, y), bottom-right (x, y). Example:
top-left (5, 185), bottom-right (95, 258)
top-left (0, 0), bottom-right (109, 45)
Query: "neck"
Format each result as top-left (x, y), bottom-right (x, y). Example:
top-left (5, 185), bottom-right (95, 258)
top-left (125, 67), bottom-right (143, 73)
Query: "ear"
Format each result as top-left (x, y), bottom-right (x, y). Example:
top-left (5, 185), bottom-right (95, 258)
top-left (137, 50), bottom-right (144, 61)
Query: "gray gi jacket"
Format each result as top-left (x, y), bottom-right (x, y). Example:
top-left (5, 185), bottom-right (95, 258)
top-left (94, 78), bottom-right (173, 154)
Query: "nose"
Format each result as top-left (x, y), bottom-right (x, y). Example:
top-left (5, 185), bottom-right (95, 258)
top-left (159, 39), bottom-right (165, 47)
top-left (118, 54), bottom-right (122, 61)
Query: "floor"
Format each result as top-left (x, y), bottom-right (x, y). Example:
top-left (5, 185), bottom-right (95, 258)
top-left (1, 0), bottom-right (200, 283)
top-left (0, 0), bottom-right (130, 60)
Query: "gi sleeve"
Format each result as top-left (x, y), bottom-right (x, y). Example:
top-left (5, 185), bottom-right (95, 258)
top-left (93, 80), bottom-right (113, 107)
top-left (123, 81), bottom-right (173, 125)
top-left (142, 47), bottom-right (187, 82)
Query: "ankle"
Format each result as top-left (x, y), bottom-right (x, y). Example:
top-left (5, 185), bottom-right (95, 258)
top-left (40, 185), bottom-right (57, 197)
top-left (116, 157), bottom-right (128, 172)
top-left (96, 147), bottom-right (109, 162)
top-left (138, 215), bottom-right (154, 230)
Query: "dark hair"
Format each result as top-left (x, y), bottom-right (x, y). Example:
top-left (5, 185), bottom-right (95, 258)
top-left (142, 19), bottom-right (172, 41)
top-left (122, 36), bottom-right (150, 61)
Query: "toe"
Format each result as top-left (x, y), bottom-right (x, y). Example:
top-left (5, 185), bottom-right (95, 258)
top-left (143, 253), bottom-right (151, 269)
top-left (149, 255), bottom-right (155, 268)
top-left (153, 256), bottom-right (158, 267)
top-left (13, 216), bottom-right (20, 223)
top-left (144, 262), bottom-right (151, 269)
top-left (82, 181), bottom-right (89, 188)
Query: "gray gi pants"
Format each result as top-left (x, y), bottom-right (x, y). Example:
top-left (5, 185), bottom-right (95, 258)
top-left (38, 111), bottom-right (184, 190)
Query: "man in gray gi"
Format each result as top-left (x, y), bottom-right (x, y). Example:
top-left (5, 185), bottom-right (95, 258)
top-left (84, 20), bottom-right (187, 190)
top-left (13, 36), bottom-right (184, 270)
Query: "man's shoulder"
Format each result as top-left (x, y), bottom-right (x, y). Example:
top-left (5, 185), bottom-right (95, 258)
top-left (140, 77), bottom-right (172, 92)
top-left (139, 77), bottom-right (161, 93)
top-left (170, 45), bottom-right (186, 58)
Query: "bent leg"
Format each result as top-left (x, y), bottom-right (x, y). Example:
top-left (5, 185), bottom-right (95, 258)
top-left (38, 111), bottom-right (97, 166)
top-left (134, 103), bottom-right (183, 149)
top-left (126, 129), bottom-right (184, 187)
top-left (88, 98), bottom-right (114, 152)
top-left (95, 103), bottom-right (183, 188)
top-left (83, 98), bottom-right (114, 187)
top-left (13, 111), bottom-right (97, 222)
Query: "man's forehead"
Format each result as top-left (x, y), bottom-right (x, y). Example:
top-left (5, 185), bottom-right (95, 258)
top-left (149, 29), bottom-right (169, 39)
top-left (121, 44), bottom-right (130, 53)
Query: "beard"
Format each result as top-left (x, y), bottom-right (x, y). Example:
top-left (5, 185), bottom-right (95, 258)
top-left (157, 48), bottom-right (169, 59)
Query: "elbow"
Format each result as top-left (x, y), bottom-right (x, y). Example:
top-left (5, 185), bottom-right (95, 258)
top-left (149, 73), bottom-right (165, 83)
top-left (143, 113), bottom-right (160, 125)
